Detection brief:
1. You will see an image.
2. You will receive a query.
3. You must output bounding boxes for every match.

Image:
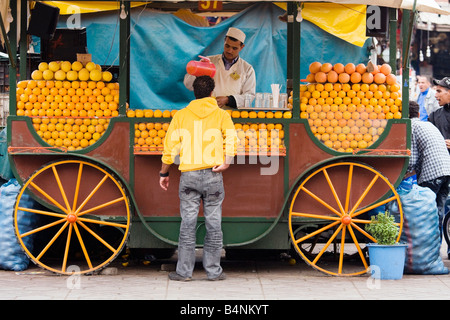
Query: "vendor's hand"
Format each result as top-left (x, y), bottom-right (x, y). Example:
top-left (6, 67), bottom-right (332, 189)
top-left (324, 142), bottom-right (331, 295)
top-left (216, 96), bottom-right (229, 108)
top-left (445, 139), bottom-right (450, 149)
top-left (160, 177), bottom-right (169, 191)
top-left (212, 163), bottom-right (230, 173)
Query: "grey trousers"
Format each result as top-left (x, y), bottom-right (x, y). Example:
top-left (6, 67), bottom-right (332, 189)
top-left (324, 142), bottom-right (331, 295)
top-left (176, 168), bottom-right (225, 279)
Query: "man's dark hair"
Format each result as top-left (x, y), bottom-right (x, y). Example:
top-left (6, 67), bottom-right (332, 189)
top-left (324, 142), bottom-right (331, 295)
top-left (409, 101), bottom-right (419, 119)
top-left (193, 76), bottom-right (215, 99)
top-left (225, 36), bottom-right (244, 46)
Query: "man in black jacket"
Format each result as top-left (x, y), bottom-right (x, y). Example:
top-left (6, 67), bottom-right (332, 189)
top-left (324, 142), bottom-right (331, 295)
top-left (429, 77), bottom-right (450, 153)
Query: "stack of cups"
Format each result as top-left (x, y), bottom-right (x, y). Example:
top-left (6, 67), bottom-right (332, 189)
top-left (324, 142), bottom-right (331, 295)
top-left (255, 93), bottom-right (263, 108)
top-left (271, 84), bottom-right (280, 108)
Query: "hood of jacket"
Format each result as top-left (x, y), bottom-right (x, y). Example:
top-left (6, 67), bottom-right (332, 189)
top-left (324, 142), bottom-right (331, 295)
top-left (186, 97), bottom-right (219, 119)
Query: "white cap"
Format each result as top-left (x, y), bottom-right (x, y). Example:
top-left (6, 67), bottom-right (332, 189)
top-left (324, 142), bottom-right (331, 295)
top-left (226, 27), bottom-right (246, 44)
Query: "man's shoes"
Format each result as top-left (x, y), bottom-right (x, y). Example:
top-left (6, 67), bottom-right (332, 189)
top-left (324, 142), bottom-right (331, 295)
top-left (208, 272), bottom-right (226, 281)
top-left (168, 272), bottom-right (192, 282)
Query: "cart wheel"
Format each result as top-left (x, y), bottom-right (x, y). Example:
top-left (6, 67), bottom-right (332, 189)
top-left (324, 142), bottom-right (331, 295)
top-left (14, 159), bottom-right (131, 275)
top-left (288, 162), bottom-right (403, 276)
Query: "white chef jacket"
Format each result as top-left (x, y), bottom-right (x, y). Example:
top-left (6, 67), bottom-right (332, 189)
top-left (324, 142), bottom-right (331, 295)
top-left (184, 54), bottom-right (256, 108)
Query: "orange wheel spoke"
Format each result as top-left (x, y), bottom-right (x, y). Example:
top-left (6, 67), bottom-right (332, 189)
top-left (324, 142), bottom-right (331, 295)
top-left (62, 223), bottom-right (73, 273)
top-left (77, 216), bottom-right (128, 228)
top-left (338, 225), bottom-right (347, 274)
top-left (36, 221), bottom-right (69, 261)
top-left (19, 218), bottom-right (66, 238)
top-left (17, 206), bottom-right (66, 219)
top-left (349, 174), bottom-right (379, 217)
top-left (294, 220), bottom-right (340, 244)
top-left (312, 224), bottom-right (343, 265)
top-left (300, 186), bottom-right (342, 217)
top-left (73, 223), bottom-right (93, 269)
top-left (51, 165), bottom-right (71, 213)
top-left (348, 225), bottom-right (369, 269)
top-left (72, 163), bottom-right (83, 212)
top-left (344, 164), bottom-right (354, 212)
top-left (352, 195), bottom-right (397, 218)
top-left (290, 211), bottom-right (341, 221)
top-left (322, 168), bottom-right (345, 215)
top-left (74, 175), bottom-right (109, 215)
top-left (350, 221), bottom-right (376, 243)
top-left (77, 221), bottom-right (116, 252)
top-left (77, 196), bottom-right (126, 218)
top-left (350, 217), bottom-right (372, 224)
top-left (29, 181), bottom-right (69, 214)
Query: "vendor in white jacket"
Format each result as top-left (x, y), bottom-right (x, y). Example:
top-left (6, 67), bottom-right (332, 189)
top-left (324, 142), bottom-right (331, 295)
top-left (184, 27), bottom-right (256, 109)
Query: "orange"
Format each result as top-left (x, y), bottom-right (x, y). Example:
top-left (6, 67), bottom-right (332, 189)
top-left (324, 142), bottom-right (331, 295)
top-left (390, 91), bottom-right (400, 100)
top-left (355, 63), bottom-right (367, 74)
top-left (357, 140), bottom-right (368, 149)
top-left (309, 62), bottom-right (322, 74)
top-left (350, 72), bottom-right (361, 84)
top-left (374, 73), bottom-right (386, 84)
top-left (362, 72), bottom-right (373, 84)
top-left (321, 62), bottom-right (333, 73)
top-left (333, 83), bottom-right (342, 92)
top-left (343, 111), bottom-right (351, 120)
top-left (333, 63), bottom-right (345, 74)
top-left (315, 72), bottom-right (327, 83)
top-left (344, 63), bottom-right (356, 74)
top-left (249, 111), bottom-right (258, 118)
top-left (327, 71), bottom-right (338, 83)
top-left (390, 83), bottom-right (401, 93)
top-left (157, 130), bottom-right (166, 138)
top-left (394, 111), bottom-right (402, 119)
top-left (386, 74), bottom-right (397, 85)
top-left (338, 73), bottom-right (350, 84)
top-left (379, 63), bottom-right (392, 76)
top-left (305, 74), bottom-right (315, 83)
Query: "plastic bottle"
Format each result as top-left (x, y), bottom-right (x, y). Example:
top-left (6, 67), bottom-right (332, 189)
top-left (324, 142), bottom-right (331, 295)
top-left (186, 55), bottom-right (216, 77)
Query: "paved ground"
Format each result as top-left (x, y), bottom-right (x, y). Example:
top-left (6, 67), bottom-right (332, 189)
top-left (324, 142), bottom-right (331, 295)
top-left (1, 244), bottom-right (450, 304)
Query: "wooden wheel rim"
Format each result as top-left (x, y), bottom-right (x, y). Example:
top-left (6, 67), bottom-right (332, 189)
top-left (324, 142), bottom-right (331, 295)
top-left (13, 160), bottom-right (131, 275)
top-left (288, 162), bottom-right (403, 276)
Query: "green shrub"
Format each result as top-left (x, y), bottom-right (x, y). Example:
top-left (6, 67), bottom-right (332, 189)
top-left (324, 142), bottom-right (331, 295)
top-left (365, 212), bottom-right (399, 245)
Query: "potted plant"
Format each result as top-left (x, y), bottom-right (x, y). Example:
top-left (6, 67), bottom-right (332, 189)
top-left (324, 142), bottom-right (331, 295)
top-left (365, 211), bottom-right (407, 280)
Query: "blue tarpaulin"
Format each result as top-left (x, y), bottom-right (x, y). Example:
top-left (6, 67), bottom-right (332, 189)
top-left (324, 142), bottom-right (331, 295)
top-left (51, 2), bottom-right (370, 110)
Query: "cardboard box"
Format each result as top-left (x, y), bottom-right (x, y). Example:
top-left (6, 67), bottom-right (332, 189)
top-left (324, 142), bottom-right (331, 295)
top-left (77, 53), bottom-right (92, 66)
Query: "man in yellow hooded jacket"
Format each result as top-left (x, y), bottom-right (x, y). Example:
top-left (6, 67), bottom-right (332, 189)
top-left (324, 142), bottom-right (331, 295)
top-left (159, 76), bottom-right (237, 281)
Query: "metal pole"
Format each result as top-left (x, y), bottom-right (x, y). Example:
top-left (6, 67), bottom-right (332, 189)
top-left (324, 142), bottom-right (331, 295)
top-left (119, 0), bottom-right (130, 115)
top-left (388, 8), bottom-right (397, 73)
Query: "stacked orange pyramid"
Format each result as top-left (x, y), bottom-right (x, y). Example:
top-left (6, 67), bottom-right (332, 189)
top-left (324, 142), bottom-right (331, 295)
top-left (298, 61), bottom-right (402, 152)
top-left (17, 60), bottom-right (118, 150)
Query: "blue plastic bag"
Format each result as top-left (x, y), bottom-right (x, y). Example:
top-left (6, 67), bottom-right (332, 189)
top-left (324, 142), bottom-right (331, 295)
top-left (0, 179), bottom-right (37, 271)
top-left (398, 182), bottom-right (449, 275)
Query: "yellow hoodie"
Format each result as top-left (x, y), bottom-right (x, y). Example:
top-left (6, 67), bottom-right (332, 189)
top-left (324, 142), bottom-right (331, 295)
top-left (162, 97), bottom-right (237, 172)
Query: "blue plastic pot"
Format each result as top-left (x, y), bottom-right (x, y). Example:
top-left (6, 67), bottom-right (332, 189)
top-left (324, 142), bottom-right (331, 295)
top-left (366, 243), bottom-right (407, 280)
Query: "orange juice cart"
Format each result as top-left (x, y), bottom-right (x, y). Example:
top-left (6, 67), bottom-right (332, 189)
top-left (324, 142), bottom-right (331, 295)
top-left (4, 0), bottom-right (438, 276)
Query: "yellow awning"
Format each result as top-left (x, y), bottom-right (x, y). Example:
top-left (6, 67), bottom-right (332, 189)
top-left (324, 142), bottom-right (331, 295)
top-left (276, 2), bottom-right (368, 47)
top-left (44, 1), bottom-right (368, 46)
top-left (42, 1), bottom-right (147, 14)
